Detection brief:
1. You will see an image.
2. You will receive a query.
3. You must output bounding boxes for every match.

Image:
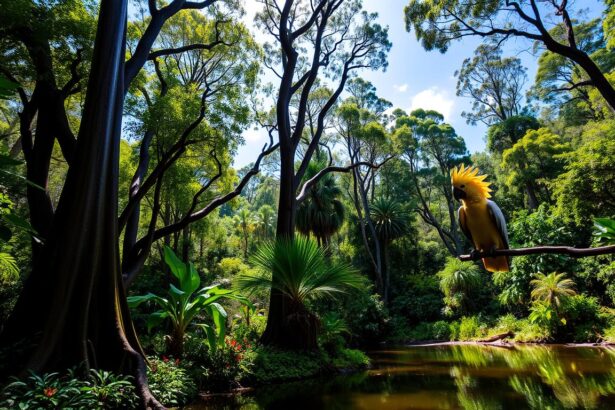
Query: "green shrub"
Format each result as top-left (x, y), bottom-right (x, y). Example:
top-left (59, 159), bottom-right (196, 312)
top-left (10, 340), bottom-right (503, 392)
top-left (458, 316), bottom-right (488, 340)
top-left (513, 319), bottom-right (551, 342)
top-left (603, 324), bottom-right (615, 343)
top-left (449, 320), bottom-right (461, 341)
top-left (389, 274), bottom-right (442, 324)
top-left (319, 313), bottom-right (350, 354)
top-left (560, 294), bottom-right (605, 342)
top-left (406, 322), bottom-right (433, 341)
top-left (343, 291), bottom-right (390, 346)
top-left (188, 337), bottom-right (252, 391)
top-left (492, 314), bottom-right (521, 334)
top-left (431, 321), bottom-right (451, 340)
top-left (332, 348), bottom-right (370, 369)
top-left (0, 369), bottom-right (137, 409)
top-left (242, 347), bottom-right (328, 384)
top-left (147, 356), bottom-right (198, 407)
top-left (231, 312), bottom-right (267, 345)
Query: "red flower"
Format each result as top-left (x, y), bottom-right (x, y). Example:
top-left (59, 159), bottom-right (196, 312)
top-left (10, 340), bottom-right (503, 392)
top-left (43, 387), bottom-right (57, 398)
top-left (162, 355), bottom-right (169, 363)
top-left (236, 344), bottom-right (242, 351)
top-left (230, 340), bottom-right (237, 347)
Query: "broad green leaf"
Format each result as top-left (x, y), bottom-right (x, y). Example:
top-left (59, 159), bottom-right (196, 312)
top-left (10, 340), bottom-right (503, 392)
top-left (163, 245), bottom-right (188, 284)
top-left (206, 303), bottom-right (228, 347)
top-left (146, 311), bottom-right (169, 332)
top-left (186, 262), bottom-right (201, 294)
top-left (127, 294), bottom-right (155, 308)
top-left (594, 218), bottom-right (615, 245)
top-left (198, 324), bottom-right (218, 352)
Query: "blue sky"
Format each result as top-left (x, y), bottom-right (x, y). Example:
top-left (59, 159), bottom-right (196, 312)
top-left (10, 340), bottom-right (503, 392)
top-left (234, 0), bottom-right (604, 167)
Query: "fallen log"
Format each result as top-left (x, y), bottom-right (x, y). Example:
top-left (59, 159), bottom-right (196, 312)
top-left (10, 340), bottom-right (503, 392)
top-left (478, 331), bottom-right (513, 343)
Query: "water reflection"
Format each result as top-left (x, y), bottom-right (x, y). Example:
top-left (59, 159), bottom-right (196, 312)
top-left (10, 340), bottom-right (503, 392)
top-left (188, 345), bottom-right (615, 409)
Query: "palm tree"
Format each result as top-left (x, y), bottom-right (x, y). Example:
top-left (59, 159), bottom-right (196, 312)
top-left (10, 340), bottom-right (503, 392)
top-left (530, 272), bottom-right (576, 311)
top-left (369, 197), bottom-right (408, 302)
top-left (255, 204), bottom-right (275, 241)
top-left (235, 208), bottom-right (254, 260)
top-left (437, 258), bottom-right (482, 316)
top-left (296, 159), bottom-right (345, 248)
top-left (237, 236), bottom-right (364, 349)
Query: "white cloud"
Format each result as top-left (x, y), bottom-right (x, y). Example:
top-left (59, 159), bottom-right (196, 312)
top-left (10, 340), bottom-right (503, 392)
top-left (409, 87), bottom-right (455, 120)
top-left (242, 1), bottom-right (263, 17)
top-left (243, 128), bottom-right (268, 143)
top-left (394, 83), bottom-right (408, 93)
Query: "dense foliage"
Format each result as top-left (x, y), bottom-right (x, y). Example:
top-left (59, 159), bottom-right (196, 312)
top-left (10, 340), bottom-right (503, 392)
top-left (0, 0), bottom-right (614, 407)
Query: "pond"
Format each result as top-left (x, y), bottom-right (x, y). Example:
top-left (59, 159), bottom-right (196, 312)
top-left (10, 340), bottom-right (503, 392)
top-left (188, 344), bottom-right (615, 409)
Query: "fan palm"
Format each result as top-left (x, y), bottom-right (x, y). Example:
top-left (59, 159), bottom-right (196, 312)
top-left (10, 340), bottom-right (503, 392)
top-left (237, 236), bottom-right (363, 349)
top-left (437, 258), bottom-right (482, 315)
top-left (530, 272), bottom-right (576, 310)
top-left (238, 236), bottom-right (363, 303)
top-left (369, 197), bottom-right (408, 301)
top-left (369, 197), bottom-right (408, 245)
top-left (296, 159), bottom-right (345, 248)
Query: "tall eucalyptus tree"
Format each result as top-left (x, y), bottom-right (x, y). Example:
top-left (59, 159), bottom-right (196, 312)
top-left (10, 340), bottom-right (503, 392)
top-left (255, 0), bottom-right (390, 348)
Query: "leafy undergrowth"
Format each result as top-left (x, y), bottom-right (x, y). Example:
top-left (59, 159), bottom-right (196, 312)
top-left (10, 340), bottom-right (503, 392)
top-left (391, 298), bottom-right (615, 344)
top-left (241, 347), bottom-right (369, 385)
top-left (0, 368), bottom-right (138, 409)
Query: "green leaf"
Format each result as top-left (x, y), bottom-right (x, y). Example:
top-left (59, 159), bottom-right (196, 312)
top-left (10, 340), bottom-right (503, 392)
top-left (127, 294), bottom-right (155, 308)
top-left (198, 324), bottom-right (218, 352)
top-left (146, 311), bottom-right (169, 332)
top-left (206, 302), bottom-right (228, 346)
top-left (3, 213), bottom-right (36, 233)
top-left (594, 218), bottom-right (615, 245)
top-left (186, 262), bottom-right (201, 295)
top-left (0, 75), bottom-right (19, 100)
top-left (0, 154), bottom-right (22, 167)
top-left (163, 245), bottom-right (188, 284)
top-left (560, 318), bottom-right (567, 325)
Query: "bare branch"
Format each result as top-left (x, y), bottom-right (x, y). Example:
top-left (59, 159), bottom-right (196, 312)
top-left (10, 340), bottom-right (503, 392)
top-left (296, 156), bottom-right (394, 202)
top-left (459, 245), bottom-right (615, 261)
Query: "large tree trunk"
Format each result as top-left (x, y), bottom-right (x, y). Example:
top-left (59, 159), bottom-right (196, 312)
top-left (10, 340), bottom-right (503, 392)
top-left (260, 141), bottom-right (319, 349)
top-left (0, 1), bottom-right (161, 407)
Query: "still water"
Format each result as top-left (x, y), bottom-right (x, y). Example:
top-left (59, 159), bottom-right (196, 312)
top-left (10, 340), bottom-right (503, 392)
top-left (190, 345), bottom-right (615, 409)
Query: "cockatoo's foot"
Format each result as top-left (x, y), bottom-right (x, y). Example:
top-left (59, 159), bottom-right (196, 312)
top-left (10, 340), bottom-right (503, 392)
top-left (470, 249), bottom-right (482, 259)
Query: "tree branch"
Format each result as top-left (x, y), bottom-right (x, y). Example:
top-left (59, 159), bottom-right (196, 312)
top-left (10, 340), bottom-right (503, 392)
top-left (459, 245), bottom-right (615, 261)
top-left (296, 156), bottom-right (394, 202)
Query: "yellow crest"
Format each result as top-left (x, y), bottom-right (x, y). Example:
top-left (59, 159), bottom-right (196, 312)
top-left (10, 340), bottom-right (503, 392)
top-left (450, 164), bottom-right (492, 199)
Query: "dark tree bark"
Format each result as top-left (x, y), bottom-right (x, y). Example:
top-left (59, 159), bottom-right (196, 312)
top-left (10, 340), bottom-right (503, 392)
top-left (0, 1), bottom-right (162, 407)
top-left (257, 0), bottom-right (389, 349)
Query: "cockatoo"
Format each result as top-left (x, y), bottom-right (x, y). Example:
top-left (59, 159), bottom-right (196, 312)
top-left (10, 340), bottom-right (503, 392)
top-left (451, 164), bottom-right (510, 272)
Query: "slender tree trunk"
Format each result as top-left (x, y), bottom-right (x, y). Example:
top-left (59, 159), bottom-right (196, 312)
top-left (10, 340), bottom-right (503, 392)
top-left (526, 182), bottom-right (539, 210)
top-left (0, 2), bottom-right (161, 407)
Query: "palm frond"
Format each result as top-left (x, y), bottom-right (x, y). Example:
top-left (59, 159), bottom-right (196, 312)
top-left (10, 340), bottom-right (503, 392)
top-left (239, 236), bottom-right (364, 304)
top-left (0, 252), bottom-right (19, 283)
